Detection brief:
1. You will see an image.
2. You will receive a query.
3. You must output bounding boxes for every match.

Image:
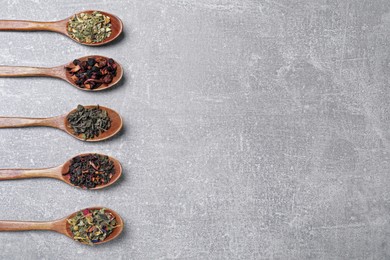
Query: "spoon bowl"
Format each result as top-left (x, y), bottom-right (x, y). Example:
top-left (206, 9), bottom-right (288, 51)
top-left (63, 207), bottom-right (124, 244)
top-left (63, 105), bottom-right (123, 141)
top-left (60, 153), bottom-right (122, 190)
top-left (64, 10), bottom-right (123, 46)
top-left (63, 55), bottom-right (123, 91)
top-left (0, 207), bottom-right (124, 245)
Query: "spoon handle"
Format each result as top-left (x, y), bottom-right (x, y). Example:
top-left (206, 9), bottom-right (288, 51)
top-left (0, 20), bottom-right (63, 32)
top-left (0, 116), bottom-right (62, 128)
top-left (0, 66), bottom-right (57, 77)
top-left (0, 166), bottom-right (62, 180)
top-left (0, 220), bottom-right (55, 231)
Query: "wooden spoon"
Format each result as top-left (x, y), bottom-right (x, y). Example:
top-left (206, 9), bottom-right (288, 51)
top-left (0, 153), bottom-right (122, 190)
top-left (0, 105), bottom-right (123, 142)
top-left (0, 10), bottom-right (123, 46)
top-left (0, 55), bottom-right (123, 91)
top-left (0, 207), bottom-right (124, 245)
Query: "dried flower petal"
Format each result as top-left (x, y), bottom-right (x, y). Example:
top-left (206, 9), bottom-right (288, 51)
top-left (63, 154), bottom-right (115, 189)
top-left (65, 57), bottom-right (117, 90)
top-left (68, 208), bottom-right (118, 246)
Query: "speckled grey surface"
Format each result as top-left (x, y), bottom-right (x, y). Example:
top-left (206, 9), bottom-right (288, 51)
top-left (0, 0), bottom-right (390, 259)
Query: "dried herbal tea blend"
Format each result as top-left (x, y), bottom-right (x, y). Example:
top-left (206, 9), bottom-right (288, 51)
top-left (67, 105), bottom-right (111, 140)
top-left (68, 208), bottom-right (118, 245)
top-left (63, 154), bottom-right (115, 189)
top-left (66, 57), bottom-right (117, 90)
top-left (67, 11), bottom-right (111, 43)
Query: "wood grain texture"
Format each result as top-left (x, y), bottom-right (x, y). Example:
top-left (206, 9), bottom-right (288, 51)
top-left (0, 220), bottom-right (58, 231)
top-left (0, 20), bottom-right (65, 32)
top-left (0, 116), bottom-right (62, 128)
top-left (0, 167), bottom-right (62, 180)
top-left (0, 66), bottom-right (60, 77)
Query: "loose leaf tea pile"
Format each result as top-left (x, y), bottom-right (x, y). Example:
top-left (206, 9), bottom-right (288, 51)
top-left (68, 208), bottom-right (118, 245)
top-left (66, 57), bottom-right (117, 90)
top-left (63, 154), bottom-right (115, 189)
top-left (67, 105), bottom-right (111, 140)
top-left (67, 11), bottom-right (112, 43)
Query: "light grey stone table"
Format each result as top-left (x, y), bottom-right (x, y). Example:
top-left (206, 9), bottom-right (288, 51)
top-left (0, 0), bottom-right (389, 259)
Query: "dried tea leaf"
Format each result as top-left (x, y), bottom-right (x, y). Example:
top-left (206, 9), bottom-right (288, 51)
top-left (63, 154), bottom-right (115, 189)
top-left (67, 105), bottom-right (111, 140)
top-left (68, 208), bottom-right (118, 246)
top-left (67, 11), bottom-right (112, 43)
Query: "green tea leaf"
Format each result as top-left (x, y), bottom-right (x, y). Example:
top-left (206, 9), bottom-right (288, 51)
top-left (67, 11), bottom-right (111, 43)
top-left (68, 208), bottom-right (118, 246)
